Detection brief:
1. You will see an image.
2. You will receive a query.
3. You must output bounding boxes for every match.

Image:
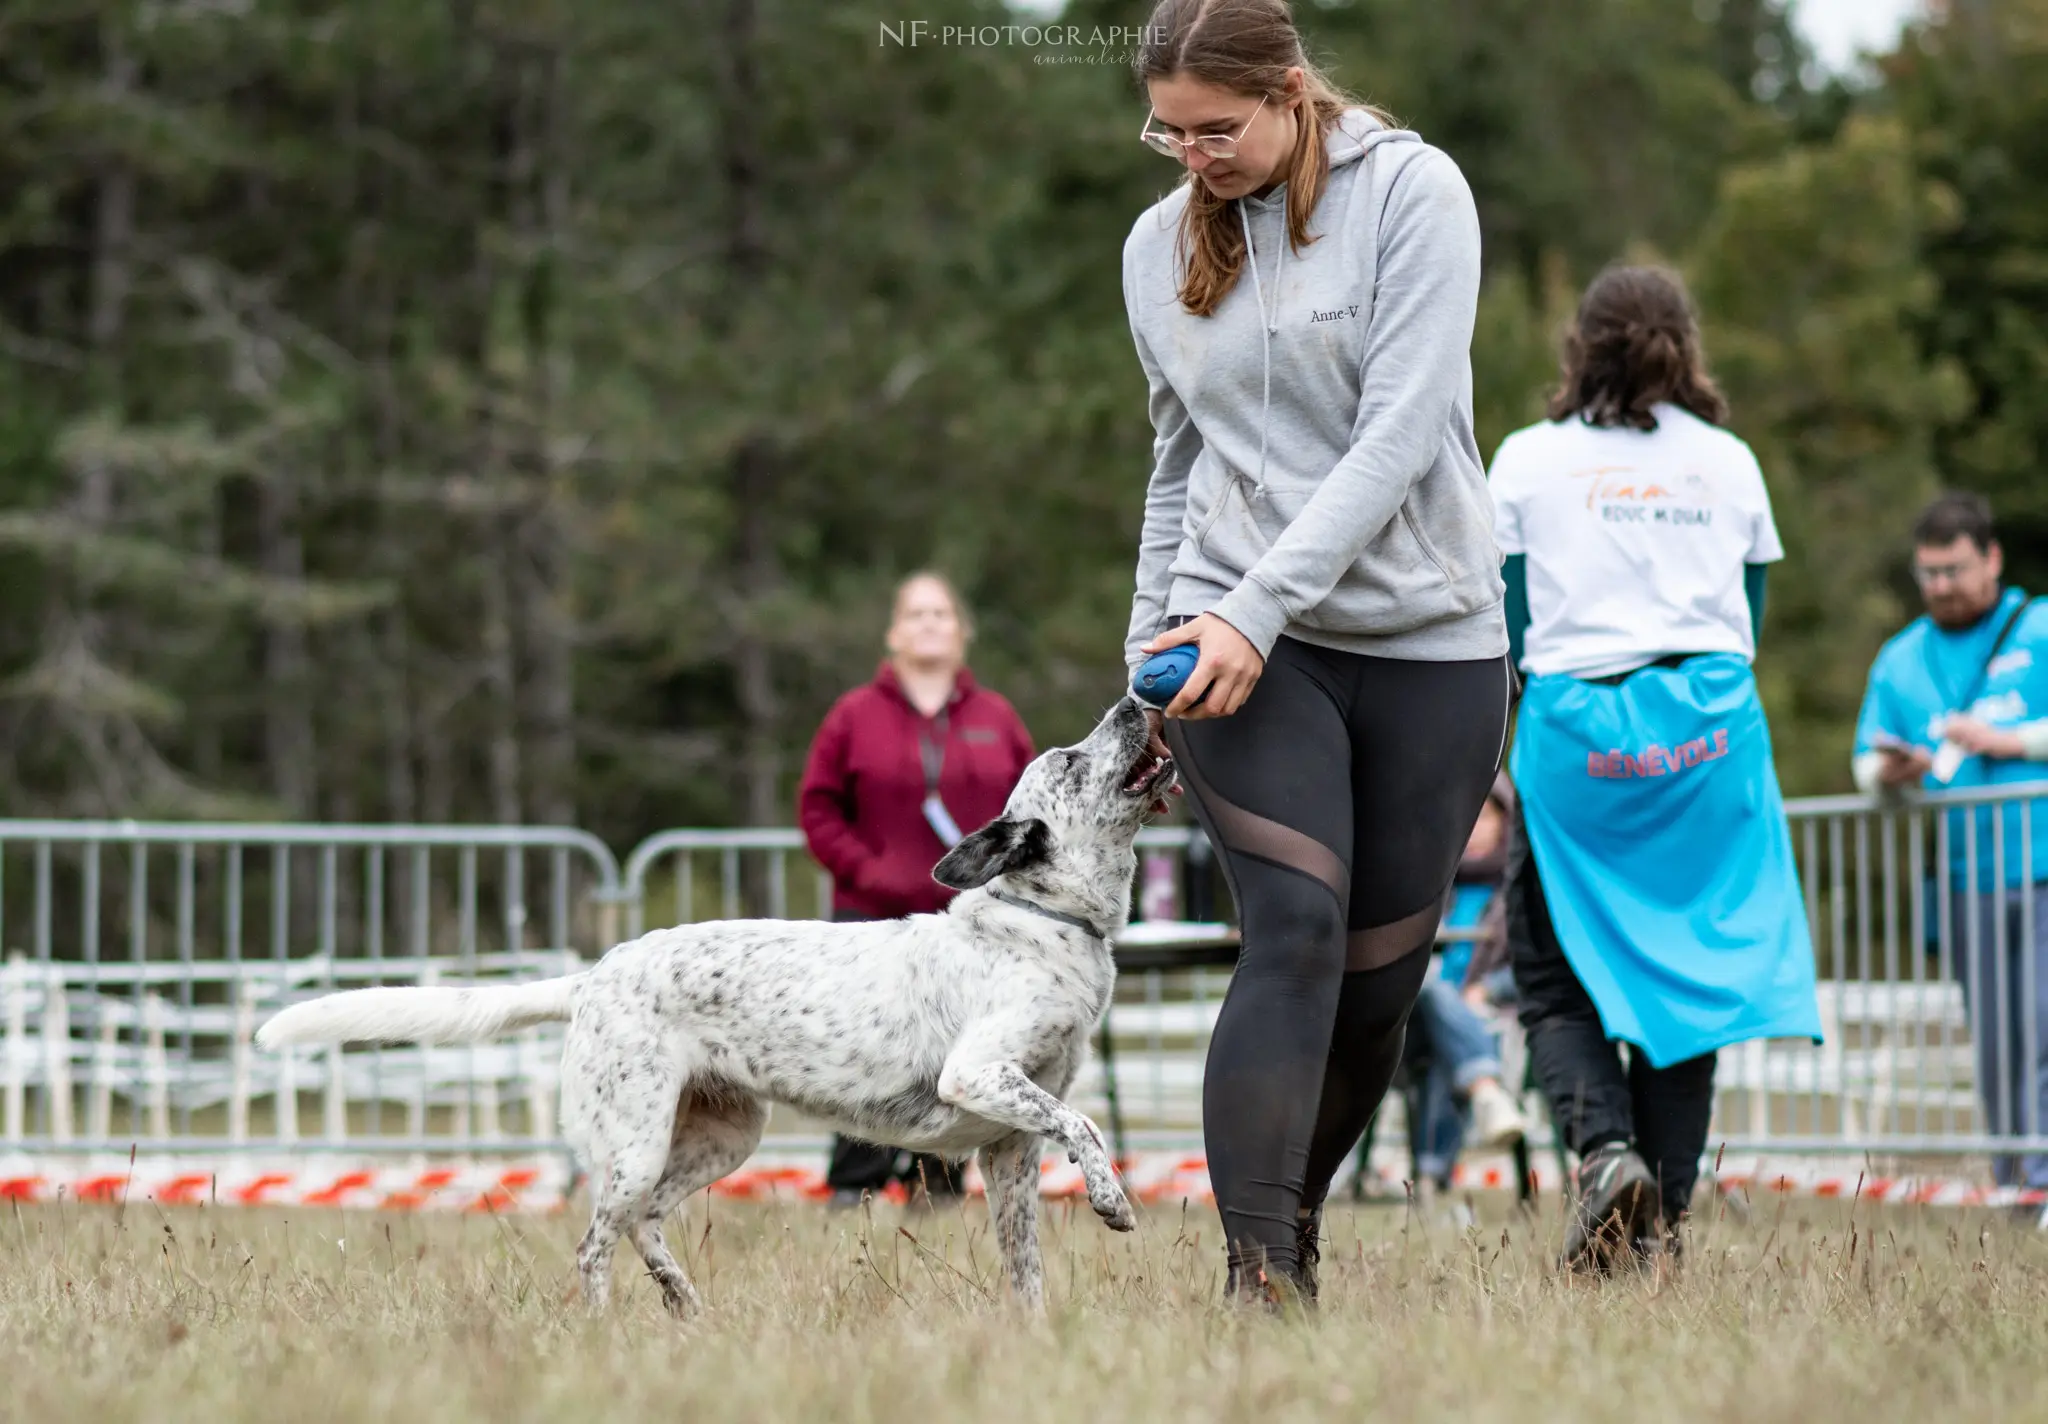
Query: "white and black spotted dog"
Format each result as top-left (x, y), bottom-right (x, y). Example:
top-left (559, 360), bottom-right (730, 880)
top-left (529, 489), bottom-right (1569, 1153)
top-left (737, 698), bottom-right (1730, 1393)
top-left (257, 697), bottom-right (1176, 1316)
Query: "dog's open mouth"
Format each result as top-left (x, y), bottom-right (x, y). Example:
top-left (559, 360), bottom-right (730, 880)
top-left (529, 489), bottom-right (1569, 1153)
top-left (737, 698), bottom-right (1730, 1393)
top-left (1121, 747), bottom-right (1174, 796)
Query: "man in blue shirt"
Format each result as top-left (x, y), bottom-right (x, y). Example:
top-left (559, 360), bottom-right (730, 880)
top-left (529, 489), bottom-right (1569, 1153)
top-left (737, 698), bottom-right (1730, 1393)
top-left (1854, 493), bottom-right (2048, 1201)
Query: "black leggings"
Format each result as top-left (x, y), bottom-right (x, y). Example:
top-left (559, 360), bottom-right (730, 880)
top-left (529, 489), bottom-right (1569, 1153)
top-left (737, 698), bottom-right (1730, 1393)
top-left (1162, 634), bottom-right (1513, 1280)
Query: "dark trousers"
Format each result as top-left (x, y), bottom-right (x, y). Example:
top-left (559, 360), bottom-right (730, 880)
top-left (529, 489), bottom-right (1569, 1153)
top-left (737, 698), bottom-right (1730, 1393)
top-left (822, 907), bottom-right (966, 1199)
top-left (1507, 814), bottom-right (1716, 1225)
top-left (823, 1137), bottom-right (967, 1197)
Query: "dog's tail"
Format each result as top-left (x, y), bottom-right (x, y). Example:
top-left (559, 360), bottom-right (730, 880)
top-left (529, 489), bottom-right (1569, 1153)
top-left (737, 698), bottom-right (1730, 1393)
top-left (255, 974), bottom-right (582, 1049)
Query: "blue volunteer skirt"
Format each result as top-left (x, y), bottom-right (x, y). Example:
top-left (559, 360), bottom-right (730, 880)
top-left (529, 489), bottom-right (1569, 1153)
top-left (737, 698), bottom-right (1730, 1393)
top-left (1510, 653), bottom-right (1823, 1068)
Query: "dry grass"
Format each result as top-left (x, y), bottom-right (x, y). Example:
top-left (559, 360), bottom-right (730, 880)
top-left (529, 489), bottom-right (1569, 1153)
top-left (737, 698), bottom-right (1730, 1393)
top-left (3, 1188), bottom-right (2046, 1423)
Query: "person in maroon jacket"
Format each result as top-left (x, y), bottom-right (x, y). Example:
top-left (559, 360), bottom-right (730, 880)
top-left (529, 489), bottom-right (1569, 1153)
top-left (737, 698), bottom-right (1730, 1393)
top-left (798, 571), bottom-right (1035, 1204)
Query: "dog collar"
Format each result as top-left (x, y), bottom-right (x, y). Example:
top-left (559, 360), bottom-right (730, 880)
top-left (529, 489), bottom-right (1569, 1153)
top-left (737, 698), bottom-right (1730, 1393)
top-left (987, 887), bottom-right (1111, 944)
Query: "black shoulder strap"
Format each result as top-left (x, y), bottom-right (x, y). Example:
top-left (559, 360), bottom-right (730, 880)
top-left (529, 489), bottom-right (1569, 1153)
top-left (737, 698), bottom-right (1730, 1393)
top-left (1955, 595), bottom-right (2037, 714)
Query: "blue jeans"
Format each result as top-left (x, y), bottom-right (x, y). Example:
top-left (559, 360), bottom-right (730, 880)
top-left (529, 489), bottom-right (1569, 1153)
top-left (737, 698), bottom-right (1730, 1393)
top-left (1409, 972), bottom-right (1504, 1182)
top-left (1950, 881), bottom-right (2048, 1189)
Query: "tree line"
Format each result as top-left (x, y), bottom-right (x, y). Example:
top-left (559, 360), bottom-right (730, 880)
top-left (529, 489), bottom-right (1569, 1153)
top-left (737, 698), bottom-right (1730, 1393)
top-left (0, 0), bottom-right (2042, 847)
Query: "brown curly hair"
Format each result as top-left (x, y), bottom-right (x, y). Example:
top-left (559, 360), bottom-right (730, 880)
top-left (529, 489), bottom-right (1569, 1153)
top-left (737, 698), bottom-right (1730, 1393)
top-left (1547, 265), bottom-right (1729, 431)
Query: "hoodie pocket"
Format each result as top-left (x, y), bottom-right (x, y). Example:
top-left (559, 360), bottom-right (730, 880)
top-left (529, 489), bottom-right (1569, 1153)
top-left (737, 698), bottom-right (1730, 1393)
top-left (1194, 473), bottom-right (1270, 569)
top-left (1187, 475), bottom-right (1234, 554)
top-left (1398, 503), bottom-right (1459, 585)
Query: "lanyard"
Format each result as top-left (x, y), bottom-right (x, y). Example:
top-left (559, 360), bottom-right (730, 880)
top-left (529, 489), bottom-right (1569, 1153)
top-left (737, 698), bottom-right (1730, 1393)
top-left (916, 706), bottom-right (965, 849)
top-left (918, 708), bottom-right (950, 797)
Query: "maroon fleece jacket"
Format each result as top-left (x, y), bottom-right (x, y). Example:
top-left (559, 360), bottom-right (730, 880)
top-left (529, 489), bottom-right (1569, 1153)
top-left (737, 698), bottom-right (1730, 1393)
top-left (798, 663), bottom-right (1035, 918)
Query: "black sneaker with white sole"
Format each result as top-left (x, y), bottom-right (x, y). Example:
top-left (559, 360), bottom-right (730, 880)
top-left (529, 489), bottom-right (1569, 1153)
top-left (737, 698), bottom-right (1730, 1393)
top-left (1563, 1142), bottom-right (1658, 1274)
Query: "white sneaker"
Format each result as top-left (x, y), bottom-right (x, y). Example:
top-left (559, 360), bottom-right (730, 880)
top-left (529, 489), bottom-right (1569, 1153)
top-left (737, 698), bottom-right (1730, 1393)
top-left (1468, 1080), bottom-right (1530, 1150)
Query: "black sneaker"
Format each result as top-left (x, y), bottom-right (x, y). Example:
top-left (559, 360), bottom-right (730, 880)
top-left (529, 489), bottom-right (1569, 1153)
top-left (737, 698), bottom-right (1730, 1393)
top-left (1296, 1207), bottom-right (1322, 1304)
top-left (1222, 1261), bottom-right (1310, 1315)
top-left (1222, 1259), bottom-right (1268, 1309)
top-left (1562, 1143), bottom-right (1658, 1274)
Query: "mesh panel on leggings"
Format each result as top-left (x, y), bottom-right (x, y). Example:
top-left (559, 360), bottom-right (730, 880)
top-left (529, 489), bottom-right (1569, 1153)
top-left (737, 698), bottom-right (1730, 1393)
top-left (1345, 902), bottom-right (1444, 971)
top-left (1171, 735), bottom-right (1348, 900)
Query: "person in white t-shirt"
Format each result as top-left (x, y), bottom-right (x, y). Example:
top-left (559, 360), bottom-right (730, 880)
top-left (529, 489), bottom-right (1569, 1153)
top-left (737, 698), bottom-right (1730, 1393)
top-left (1492, 399), bottom-right (1781, 681)
top-left (1488, 266), bottom-right (1820, 1276)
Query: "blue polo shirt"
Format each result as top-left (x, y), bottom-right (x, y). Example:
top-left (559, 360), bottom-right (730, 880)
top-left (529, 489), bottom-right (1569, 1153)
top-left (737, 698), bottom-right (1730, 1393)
top-left (1854, 587), bottom-right (2048, 888)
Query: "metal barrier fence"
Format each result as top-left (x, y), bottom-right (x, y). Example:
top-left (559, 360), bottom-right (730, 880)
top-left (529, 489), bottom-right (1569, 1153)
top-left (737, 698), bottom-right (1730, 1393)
top-left (0, 821), bottom-right (621, 1155)
top-left (1769, 783), bottom-right (2048, 1158)
top-left (1074, 784), bottom-right (2048, 1163)
top-left (618, 826), bottom-right (1204, 937)
top-left (6, 782), bottom-right (2048, 1170)
top-left (621, 829), bottom-right (834, 937)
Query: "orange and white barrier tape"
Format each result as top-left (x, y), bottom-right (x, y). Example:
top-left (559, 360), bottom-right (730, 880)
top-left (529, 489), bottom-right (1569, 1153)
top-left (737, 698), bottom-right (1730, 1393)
top-left (0, 1155), bottom-right (571, 1213)
top-left (700, 1143), bottom-right (1569, 1204)
top-left (705, 1147), bottom-right (2044, 1211)
top-left (699, 1150), bottom-right (1226, 1205)
top-left (1708, 1155), bottom-right (2048, 1210)
top-left (699, 1145), bottom-right (1565, 1205)
top-left (2, 1147), bottom-right (2034, 1213)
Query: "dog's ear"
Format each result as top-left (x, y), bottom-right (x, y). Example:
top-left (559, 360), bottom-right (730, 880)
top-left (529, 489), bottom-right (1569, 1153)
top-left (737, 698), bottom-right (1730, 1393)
top-left (931, 816), bottom-right (1053, 891)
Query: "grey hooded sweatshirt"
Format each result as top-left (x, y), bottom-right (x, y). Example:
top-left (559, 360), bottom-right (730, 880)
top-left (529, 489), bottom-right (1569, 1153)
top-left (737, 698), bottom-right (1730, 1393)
top-left (1122, 110), bottom-right (1506, 669)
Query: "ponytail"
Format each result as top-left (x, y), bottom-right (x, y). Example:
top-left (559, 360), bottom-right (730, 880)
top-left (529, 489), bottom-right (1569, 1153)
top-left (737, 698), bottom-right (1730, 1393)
top-left (1548, 265), bottom-right (1729, 431)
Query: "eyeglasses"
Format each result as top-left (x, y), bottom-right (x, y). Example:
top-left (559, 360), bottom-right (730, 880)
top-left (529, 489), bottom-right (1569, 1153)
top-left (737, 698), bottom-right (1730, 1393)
top-left (1913, 561), bottom-right (1978, 588)
top-left (1139, 94), bottom-right (1266, 161)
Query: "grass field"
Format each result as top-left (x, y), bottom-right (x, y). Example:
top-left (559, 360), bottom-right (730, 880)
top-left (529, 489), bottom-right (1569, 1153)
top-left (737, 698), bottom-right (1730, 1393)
top-left (3, 1190), bottom-right (2046, 1423)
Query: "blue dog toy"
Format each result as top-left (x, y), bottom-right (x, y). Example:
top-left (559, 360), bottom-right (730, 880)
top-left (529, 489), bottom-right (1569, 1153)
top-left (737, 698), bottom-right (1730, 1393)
top-left (1131, 645), bottom-right (1202, 708)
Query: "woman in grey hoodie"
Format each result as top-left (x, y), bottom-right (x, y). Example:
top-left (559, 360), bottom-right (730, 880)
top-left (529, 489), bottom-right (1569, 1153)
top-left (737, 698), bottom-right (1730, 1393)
top-left (1124, 0), bottom-right (1511, 1304)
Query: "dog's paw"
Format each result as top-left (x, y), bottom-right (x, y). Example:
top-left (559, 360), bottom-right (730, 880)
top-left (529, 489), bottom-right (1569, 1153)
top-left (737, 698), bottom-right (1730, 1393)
top-left (1091, 1183), bottom-right (1136, 1233)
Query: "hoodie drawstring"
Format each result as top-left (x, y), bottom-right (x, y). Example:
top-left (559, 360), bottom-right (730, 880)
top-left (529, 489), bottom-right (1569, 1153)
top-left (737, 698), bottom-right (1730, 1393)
top-left (1239, 196), bottom-right (1284, 499)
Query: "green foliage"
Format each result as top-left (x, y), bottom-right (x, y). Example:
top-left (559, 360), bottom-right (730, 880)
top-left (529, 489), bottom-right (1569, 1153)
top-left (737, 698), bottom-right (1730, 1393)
top-left (1888, 0), bottom-right (2048, 594)
top-left (0, 0), bottom-right (2030, 831)
top-left (1689, 115), bottom-right (1969, 790)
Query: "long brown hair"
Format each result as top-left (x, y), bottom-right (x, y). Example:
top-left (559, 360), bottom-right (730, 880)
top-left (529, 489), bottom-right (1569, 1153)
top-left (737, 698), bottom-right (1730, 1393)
top-left (1135, 0), bottom-right (1393, 318)
top-left (1546, 265), bottom-right (1729, 431)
